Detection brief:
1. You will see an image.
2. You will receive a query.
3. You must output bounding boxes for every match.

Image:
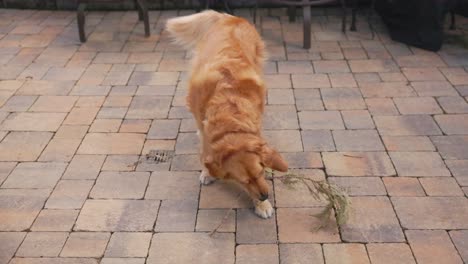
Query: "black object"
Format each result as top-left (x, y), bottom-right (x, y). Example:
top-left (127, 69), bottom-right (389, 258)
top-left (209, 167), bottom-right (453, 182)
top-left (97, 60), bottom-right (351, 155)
top-left (253, 0), bottom-right (344, 49)
top-left (77, 0), bottom-right (150, 43)
top-left (374, 0), bottom-right (460, 51)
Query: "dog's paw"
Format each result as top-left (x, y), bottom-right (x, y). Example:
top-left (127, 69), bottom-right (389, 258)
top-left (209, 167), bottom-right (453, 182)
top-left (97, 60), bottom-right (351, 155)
top-left (254, 199), bottom-right (274, 219)
top-left (199, 170), bottom-right (216, 185)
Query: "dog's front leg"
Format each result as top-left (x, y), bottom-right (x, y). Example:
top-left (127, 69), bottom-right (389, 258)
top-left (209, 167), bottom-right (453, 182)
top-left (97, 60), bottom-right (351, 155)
top-left (197, 129), bottom-right (216, 185)
top-left (254, 199), bottom-right (273, 219)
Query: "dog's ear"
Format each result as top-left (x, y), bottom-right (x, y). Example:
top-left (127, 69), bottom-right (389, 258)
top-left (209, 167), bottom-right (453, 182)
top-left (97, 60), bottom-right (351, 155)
top-left (261, 145), bottom-right (288, 172)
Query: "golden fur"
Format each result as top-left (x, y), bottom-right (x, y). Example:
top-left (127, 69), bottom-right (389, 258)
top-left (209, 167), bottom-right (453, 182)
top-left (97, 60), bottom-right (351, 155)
top-left (166, 11), bottom-right (288, 218)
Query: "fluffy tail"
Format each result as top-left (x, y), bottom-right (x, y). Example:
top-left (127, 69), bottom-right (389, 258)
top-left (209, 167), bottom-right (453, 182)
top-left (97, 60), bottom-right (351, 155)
top-left (165, 10), bottom-right (225, 50)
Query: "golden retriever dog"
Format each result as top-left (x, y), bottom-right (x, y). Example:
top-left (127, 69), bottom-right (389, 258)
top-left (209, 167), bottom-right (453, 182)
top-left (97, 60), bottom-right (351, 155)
top-left (166, 10), bottom-right (288, 218)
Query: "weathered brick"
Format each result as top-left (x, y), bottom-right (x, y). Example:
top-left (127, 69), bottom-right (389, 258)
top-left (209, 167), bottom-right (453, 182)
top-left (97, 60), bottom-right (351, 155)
top-left (75, 200), bottom-right (160, 231)
top-left (46, 180), bottom-right (94, 209)
top-left (147, 233), bottom-right (234, 264)
top-left (61, 232), bottom-right (110, 258)
top-left (17, 232), bottom-right (68, 257)
top-left (332, 130), bottom-right (384, 151)
top-left (277, 208), bottom-right (340, 243)
top-left (323, 244), bottom-right (370, 264)
top-left (392, 197), bottom-right (468, 229)
top-left (341, 196), bottom-right (404, 242)
top-left (329, 177), bottom-right (386, 196)
top-left (321, 88), bottom-right (366, 110)
top-left (374, 115), bottom-right (441, 136)
top-left (2, 162), bottom-right (66, 189)
top-left (105, 232), bottom-right (152, 258)
top-left (236, 244), bottom-right (279, 264)
top-left (389, 152), bottom-right (450, 177)
top-left (435, 114), bottom-right (468, 135)
top-left (431, 136), bottom-right (468, 160)
top-left (406, 230), bottom-right (463, 264)
top-left (383, 177), bottom-right (425, 196)
top-left (155, 200), bottom-right (198, 232)
top-left (279, 244), bottom-right (324, 264)
top-left (367, 243), bottom-right (416, 264)
top-left (420, 177), bottom-right (464, 196)
top-left (31, 209), bottom-right (79, 231)
top-left (90, 172), bottom-right (150, 199)
top-left (323, 152), bottom-right (395, 176)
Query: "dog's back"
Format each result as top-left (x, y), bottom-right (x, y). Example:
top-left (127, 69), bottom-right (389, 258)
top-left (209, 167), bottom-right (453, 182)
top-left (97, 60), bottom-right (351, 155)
top-left (166, 11), bottom-right (266, 128)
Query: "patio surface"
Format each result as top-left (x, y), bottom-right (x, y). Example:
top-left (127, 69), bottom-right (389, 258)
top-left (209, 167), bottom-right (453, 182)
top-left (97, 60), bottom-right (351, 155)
top-left (1, 6), bottom-right (468, 264)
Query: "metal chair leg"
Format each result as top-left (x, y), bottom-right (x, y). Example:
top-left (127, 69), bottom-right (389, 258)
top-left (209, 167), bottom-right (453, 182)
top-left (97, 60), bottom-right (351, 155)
top-left (450, 11), bottom-right (456, 30)
top-left (303, 5), bottom-right (311, 49)
top-left (368, 0), bottom-right (375, 39)
top-left (136, 0), bottom-right (150, 37)
top-left (288, 6), bottom-right (296, 22)
top-left (253, 0), bottom-right (258, 24)
top-left (340, 0), bottom-right (346, 33)
top-left (350, 0), bottom-right (357, 31)
top-left (77, 2), bottom-right (87, 43)
top-left (135, 0), bottom-right (143, 20)
top-left (223, 0), bottom-right (232, 14)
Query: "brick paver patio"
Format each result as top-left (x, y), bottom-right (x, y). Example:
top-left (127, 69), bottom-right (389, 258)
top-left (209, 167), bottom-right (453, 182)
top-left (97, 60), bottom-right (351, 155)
top-left (1, 6), bottom-right (468, 264)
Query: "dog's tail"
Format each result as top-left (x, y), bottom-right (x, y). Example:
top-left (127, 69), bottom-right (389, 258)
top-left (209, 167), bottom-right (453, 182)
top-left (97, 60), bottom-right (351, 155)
top-left (165, 10), bottom-right (225, 50)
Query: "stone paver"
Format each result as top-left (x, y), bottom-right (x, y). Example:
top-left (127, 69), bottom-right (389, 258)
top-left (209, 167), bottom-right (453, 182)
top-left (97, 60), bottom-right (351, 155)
top-left (419, 177), bottom-right (464, 196)
top-left (323, 152), bottom-right (395, 176)
top-left (236, 244), bottom-right (279, 264)
top-left (321, 88), bottom-right (366, 110)
top-left (105, 232), bottom-right (152, 258)
top-left (147, 233), bottom-right (235, 264)
top-left (383, 177), bottom-right (425, 196)
top-left (279, 244), bottom-right (324, 264)
top-left (374, 115), bottom-right (442, 136)
top-left (1, 8), bottom-right (468, 264)
top-left (367, 244), bottom-right (416, 264)
top-left (75, 200), bottom-right (160, 231)
top-left (329, 177), bottom-right (386, 196)
top-left (237, 208), bottom-right (278, 244)
top-left (323, 244), bottom-right (370, 264)
top-left (393, 97), bottom-right (442, 114)
top-left (78, 133), bottom-right (145, 154)
top-left (431, 135), bottom-right (468, 159)
top-left (0, 232), bottom-right (26, 264)
top-left (16, 232), bottom-right (68, 257)
top-left (406, 230), bottom-right (463, 264)
top-left (389, 152), bottom-right (450, 177)
top-left (31, 209), bottom-right (79, 231)
top-left (0, 189), bottom-right (50, 231)
top-left (392, 197), bottom-right (468, 229)
top-left (277, 208), bottom-right (340, 243)
top-left (2, 162), bottom-right (67, 189)
top-left (332, 130), bottom-right (384, 151)
top-left (449, 230), bottom-right (468, 263)
top-left (341, 196), bottom-right (404, 242)
top-left (61, 232), bottom-right (110, 258)
top-left (435, 114), bottom-right (468, 135)
top-left (196, 209), bottom-right (236, 233)
top-left (445, 160), bottom-right (468, 186)
top-left (155, 200), bottom-right (198, 232)
top-left (298, 110), bottom-right (344, 130)
top-left (90, 172), bottom-right (149, 199)
top-left (1, 112), bottom-right (66, 131)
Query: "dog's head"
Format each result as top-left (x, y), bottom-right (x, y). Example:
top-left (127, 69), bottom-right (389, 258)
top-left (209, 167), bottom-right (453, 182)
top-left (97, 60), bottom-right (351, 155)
top-left (204, 134), bottom-right (288, 201)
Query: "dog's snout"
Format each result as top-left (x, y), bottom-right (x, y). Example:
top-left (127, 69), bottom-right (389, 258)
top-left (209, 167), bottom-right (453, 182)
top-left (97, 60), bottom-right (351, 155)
top-left (259, 193), bottom-right (269, 201)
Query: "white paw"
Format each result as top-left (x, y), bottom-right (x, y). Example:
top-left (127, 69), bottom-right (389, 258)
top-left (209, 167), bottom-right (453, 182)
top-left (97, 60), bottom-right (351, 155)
top-left (254, 199), bottom-right (274, 219)
top-left (199, 170), bottom-right (216, 185)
